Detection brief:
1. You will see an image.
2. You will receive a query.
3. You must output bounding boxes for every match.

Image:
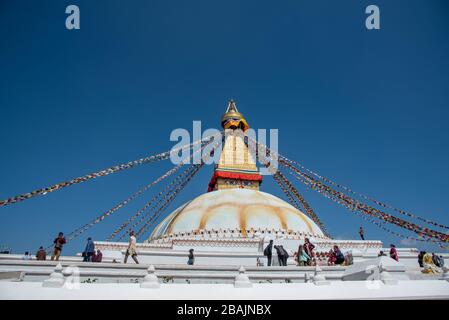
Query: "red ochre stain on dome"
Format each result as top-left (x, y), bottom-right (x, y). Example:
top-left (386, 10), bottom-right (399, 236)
top-left (164, 200), bottom-right (315, 237)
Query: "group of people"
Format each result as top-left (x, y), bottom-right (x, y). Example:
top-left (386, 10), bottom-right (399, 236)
top-left (418, 251), bottom-right (445, 274)
top-left (376, 244), bottom-right (399, 261)
top-left (261, 228), bottom-right (371, 267)
top-left (18, 230), bottom-right (446, 270)
top-left (22, 247), bottom-right (47, 260)
top-left (22, 230), bottom-right (144, 265)
top-left (374, 244), bottom-right (399, 262)
top-left (327, 245), bottom-right (345, 266)
top-left (81, 237), bottom-right (103, 262)
top-left (21, 232), bottom-right (102, 263)
top-left (263, 238), bottom-right (318, 267)
top-left (22, 232), bottom-right (68, 261)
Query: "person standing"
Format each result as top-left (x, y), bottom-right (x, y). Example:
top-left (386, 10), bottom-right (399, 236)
top-left (187, 249), bottom-right (195, 265)
top-left (359, 227), bottom-right (365, 240)
top-left (280, 245), bottom-right (289, 266)
top-left (51, 232), bottom-right (66, 261)
top-left (263, 240), bottom-right (274, 266)
top-left (124, 231), bottom-right (139, 264)
top-left (303, 238), bottom-right (315, 266)
top-left (83, 237), bottom-right (95, 262)
top-left (389, 244), bottom-right (399, 261)
top-left (297, 245), bottom-right (310, 266)
top-left (35, 246), bottom-right (46, 261)
top-left (274, 245), bottom-right (286, 266)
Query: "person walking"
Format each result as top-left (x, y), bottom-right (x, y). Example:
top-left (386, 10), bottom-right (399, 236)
top-left (359, 227), bottom-right (365, 240)
top-left (83, 237), bottom-right (95, 262)
top-left (263, 240), bottom-right (274, 266)
top-left (187, 249), bottom-right (195, 265)
top-left (35, 246), bottom-right (46, 261)
top-left (51, 232), bottom-right (66, 261)
top-left (124, 231), bottom-right (139, 264)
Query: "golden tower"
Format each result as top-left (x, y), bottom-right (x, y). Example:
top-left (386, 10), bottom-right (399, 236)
top-left (208, 100), bottom-right (263, 191)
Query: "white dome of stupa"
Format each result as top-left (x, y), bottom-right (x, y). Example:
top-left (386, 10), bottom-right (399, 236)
top-left (148, 188), bottom-right (326, 241)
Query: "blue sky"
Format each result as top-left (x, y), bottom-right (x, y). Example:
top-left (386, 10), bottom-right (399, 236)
top-left (0, 0), bottom-right (448, 255)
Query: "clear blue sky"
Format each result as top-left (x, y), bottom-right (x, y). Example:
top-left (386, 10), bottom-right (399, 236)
top-left (1, 0), bottom-right (448, 255)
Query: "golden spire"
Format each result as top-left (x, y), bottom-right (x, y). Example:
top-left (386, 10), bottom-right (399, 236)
top-left (207, 100), bottom-right (261, 192)
top-left (220, 100), bottom-right (249, 132)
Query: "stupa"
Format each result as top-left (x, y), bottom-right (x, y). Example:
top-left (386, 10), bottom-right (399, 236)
top-left (1, 101), bottom-right (448, 300)
top-left (94, 101), bottom-right (383, 266)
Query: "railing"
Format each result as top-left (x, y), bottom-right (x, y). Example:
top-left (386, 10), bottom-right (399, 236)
top-left (0, 258), bottom-right (346, 283)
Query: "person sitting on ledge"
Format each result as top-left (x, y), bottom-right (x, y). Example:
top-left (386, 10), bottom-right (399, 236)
top-left (418, 251), bottom-right (426, 267)
top-left (389, 244), bottom-right (399, 262)
top-left (92, 249), bottom-right (103, 263)
top-left (35, 246), bottom-right (46, 261)
top-left (378, 250), bottom-right (387, 257)
top-left (432, 253), bottom-right (444, 268)
top-left (333, 245), bottom-right (345, 265)
top-left (22, 251), bottom-right (32, 260)
top-left (328, 248), bottom-right (336, 266)
top-left (422, 252), bottom-right (441, 274)
top-left (344, 251), bottom-right (354, 265)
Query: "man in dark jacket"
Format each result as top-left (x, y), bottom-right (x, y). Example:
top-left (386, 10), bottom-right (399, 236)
top-left (274, 245), bottom-right (288, 266)
top-left (264, 240), bottom-right (273, 266)
top-left (83, 237), bottom-right (95, 262)
top-left (418, 251), bottom-right (426, 268)
top-left (432, 253), bottom-right (444, 268)
top-left (280, 245), bottom-right (289, 266)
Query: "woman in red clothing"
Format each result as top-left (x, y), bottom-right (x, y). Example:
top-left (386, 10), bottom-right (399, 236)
top-left (328, 249), bottom-right (336, 266)
top-left (389, 244), bottom-right (399, 261)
